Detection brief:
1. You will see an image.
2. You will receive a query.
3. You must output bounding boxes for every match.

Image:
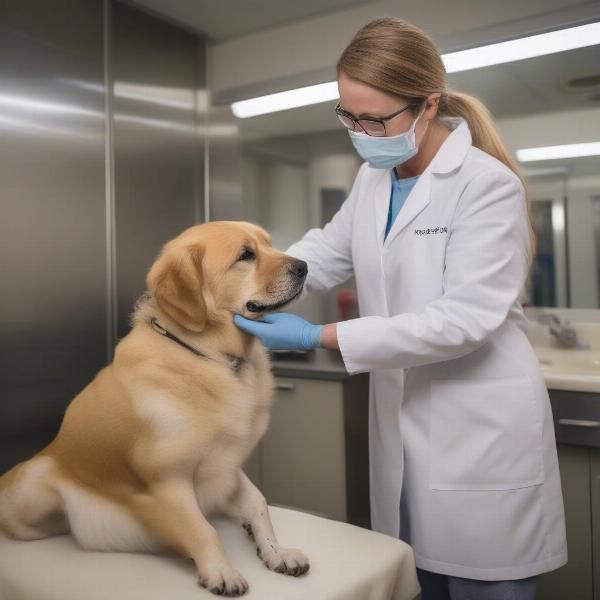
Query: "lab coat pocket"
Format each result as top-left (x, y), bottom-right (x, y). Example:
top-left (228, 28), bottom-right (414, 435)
top-left (429, 376), bottom-right (544, 491)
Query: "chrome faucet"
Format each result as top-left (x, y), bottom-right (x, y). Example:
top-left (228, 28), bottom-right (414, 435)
top-left (534, 311), bottom-right (590, 349)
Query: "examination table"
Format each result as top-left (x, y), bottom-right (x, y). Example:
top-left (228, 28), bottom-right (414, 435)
top-left (0, 504), bottom-right (420, 600)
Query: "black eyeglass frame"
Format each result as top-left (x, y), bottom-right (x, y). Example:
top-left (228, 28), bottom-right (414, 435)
top-left (335, 99), bottom-right (424, 137)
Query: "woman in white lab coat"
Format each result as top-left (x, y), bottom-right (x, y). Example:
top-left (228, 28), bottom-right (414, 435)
top-left (234, 16), bottom-right (567, 600)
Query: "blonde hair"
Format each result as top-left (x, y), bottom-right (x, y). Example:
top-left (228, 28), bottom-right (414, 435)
top-left (337, 16), bottom-right (536, 267)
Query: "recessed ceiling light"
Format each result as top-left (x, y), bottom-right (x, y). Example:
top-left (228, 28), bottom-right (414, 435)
top-left (231, 81), bottom-right (338, 118)
top-left (517, 142), bottom-right (600, 161)
top-left (521, 166), bottom-right (569, 176)
top-left (443, 21), bottom-right (600, 73)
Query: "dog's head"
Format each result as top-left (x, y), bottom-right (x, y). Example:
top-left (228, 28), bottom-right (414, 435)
top-left (145, 221), bottom-right (307, 332)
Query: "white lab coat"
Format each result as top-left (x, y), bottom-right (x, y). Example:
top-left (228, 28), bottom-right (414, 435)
top-left (284, 116), bottom-right (568, 580)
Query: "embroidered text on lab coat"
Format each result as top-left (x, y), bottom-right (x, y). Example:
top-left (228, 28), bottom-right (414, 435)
top-left (414, 226), bottom-right (448, 235)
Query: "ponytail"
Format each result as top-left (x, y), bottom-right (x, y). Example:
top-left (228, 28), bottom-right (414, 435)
top-left (439, 90), bottom-right (536, 266)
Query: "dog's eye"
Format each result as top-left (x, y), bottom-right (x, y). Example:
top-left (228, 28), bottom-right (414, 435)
top-left (238, 248), bottom-right (255, 262)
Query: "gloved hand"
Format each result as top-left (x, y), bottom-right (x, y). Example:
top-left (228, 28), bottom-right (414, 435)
top-left (233, 312), bottom-right (324, 351)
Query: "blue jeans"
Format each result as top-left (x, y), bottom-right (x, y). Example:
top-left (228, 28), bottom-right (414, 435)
top-left (416, 568), bottom-right (537, 600)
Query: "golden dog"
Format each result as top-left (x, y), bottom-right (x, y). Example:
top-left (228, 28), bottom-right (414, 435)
top-left (0, 221), bottom-right (310, 596)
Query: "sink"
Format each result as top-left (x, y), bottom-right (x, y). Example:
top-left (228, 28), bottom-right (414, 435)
top-left (526, 318), bottom-right (600, 393)
top-left (536, 349), bottom-right (600, 375)
top-left (531, 348), bottom-right (600, 394)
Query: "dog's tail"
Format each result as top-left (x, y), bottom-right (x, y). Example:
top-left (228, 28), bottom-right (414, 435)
top-left (0, 462), bottom-right (22, 494)
top-left (0, 462), bottom-right (24, 536)
top-left (0, 454), bottom-right (61, 540)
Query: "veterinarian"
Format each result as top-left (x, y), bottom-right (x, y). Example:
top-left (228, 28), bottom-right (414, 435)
top-left (234, 16), bottom-right (567, 600)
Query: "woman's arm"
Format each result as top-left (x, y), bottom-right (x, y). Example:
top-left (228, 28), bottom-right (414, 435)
top-left (320, 323), bottom-right (340, 350)
top-left (335, 170), bottom-right (530, 375)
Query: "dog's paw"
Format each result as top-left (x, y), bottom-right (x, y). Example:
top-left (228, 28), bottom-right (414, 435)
top-left (257, 545), bottom-right (310, 577)
top-left (197, 562), bottom-right (249, 596)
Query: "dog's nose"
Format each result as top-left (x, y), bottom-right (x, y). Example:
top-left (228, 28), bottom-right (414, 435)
top-left (288, 259), bottom-right (307, 279)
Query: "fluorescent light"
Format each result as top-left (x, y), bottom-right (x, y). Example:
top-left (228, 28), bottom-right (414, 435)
top-left (517, 142), bottom-right (600, 161)
top-left (231, 21), bottom-right (600, 118)
top-left (521, 166), bottom-right (568, 176)
top-left (552, 202), bottom-right (565, 233)
top-left (231, 81), bottom-right (339, 118)
top-left (442, 21), bottom-right (600, 73)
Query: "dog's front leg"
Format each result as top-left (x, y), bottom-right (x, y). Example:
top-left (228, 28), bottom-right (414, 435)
top-left (130, 477), bottom-right (249, 596)
top-left (221, 470), bottom-right (310, 577)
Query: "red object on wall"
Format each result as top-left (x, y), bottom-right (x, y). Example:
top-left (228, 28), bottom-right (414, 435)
top-left (337, 289), bottom-right (357, 321)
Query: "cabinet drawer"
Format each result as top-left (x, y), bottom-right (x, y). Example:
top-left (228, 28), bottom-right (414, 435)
top-left (549, 390), bottom-right (600, 448)
top-left (261, 377), bottom-right (346, 521)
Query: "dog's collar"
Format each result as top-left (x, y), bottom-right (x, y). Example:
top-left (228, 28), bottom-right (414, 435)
top-left (148, 317), bottom-right (245, 375)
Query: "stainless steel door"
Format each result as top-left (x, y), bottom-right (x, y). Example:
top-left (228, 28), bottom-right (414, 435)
top-left (112, 1), bottom-right (205, 339)
top-left (0, 1), bottom-right (107, 471)
top-left (0, 1), bottom-right (207, 472)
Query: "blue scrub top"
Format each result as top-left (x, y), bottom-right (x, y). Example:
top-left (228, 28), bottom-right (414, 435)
top-left (384, 170), bottom-right (420, 240)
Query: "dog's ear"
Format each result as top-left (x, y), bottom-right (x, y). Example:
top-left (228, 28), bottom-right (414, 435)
top-left (146, 241), bottom-right (208, 332)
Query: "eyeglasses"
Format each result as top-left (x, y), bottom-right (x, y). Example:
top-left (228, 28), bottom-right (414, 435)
top-left (335, 100), bottom-right (421, 137)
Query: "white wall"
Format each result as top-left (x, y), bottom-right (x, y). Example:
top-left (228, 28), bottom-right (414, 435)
top-left (307, 153), bottom-right (360, 229)
top-left (496, 107), bottom-right (600, 151)
top-left (567, 175), bottom-right (600, 308)
top-left (263, 161), bottom-right (309, 251)
top-left (240, 148), bottom-right (360, 322)
top-left (207, 0), bottom-right (600, 101)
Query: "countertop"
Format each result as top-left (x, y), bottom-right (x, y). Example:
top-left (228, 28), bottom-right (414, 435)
top-left (269, 339), bottom-right (600, 394)
top-left (269, 348), bottom-right (353, 381)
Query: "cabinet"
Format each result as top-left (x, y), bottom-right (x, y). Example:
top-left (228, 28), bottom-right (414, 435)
top-left (592, 450), bottom-right (600, 600)
top-left (243, 373), bottom-right (370, 528)
top-left (537, 389), bottom-right (600, 600)
top-left (537, 444), bottom-right (594, 599)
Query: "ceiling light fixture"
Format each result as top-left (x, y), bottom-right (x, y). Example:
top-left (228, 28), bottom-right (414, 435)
top-left (231, 21), bottom-right (600, 118)
top-left (517, 142), bottom-right (600, 161)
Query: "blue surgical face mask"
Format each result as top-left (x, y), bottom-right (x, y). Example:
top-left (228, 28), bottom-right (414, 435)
top-left (347, 104), bottom-right (427, 169)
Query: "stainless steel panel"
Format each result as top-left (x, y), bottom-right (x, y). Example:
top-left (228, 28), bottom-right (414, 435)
top-left (206, 105), bottom-right (242, 221)
top-left (0, 0), bottom-right (207, 473)
top-left (111, 1), bottom-right (206, 339)
top-left (0, 1), bottom-right (107, 470)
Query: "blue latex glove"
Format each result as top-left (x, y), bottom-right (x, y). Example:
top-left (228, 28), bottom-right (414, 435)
top-left (233, 312), bottom-right (324, 351)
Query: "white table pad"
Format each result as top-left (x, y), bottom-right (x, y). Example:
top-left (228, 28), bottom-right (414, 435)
top-left (0, 505), bottom-right (420, 600)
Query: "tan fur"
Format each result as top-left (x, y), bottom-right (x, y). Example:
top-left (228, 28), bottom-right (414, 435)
top-left (0, 221), bottom-right (310, 596)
